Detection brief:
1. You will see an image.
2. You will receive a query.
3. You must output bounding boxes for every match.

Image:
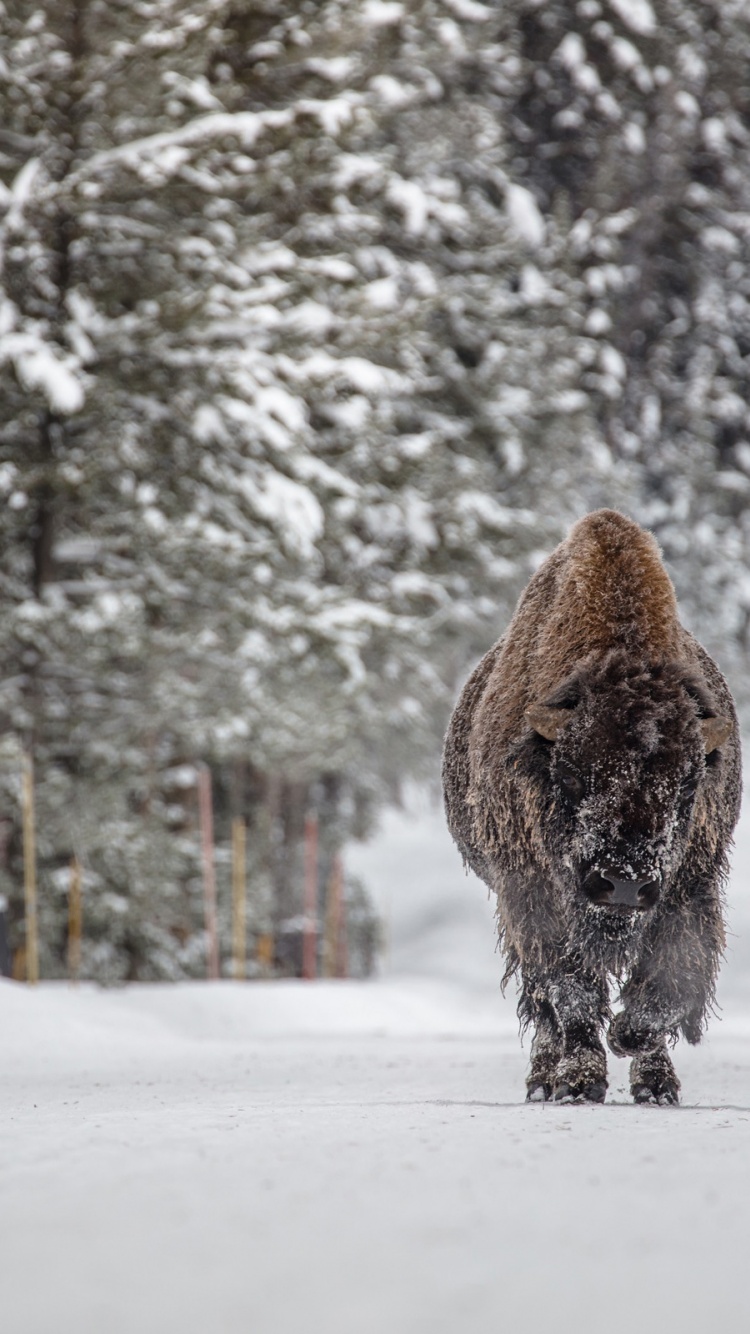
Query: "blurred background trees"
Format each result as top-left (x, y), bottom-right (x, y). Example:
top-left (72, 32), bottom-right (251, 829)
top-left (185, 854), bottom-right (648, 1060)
top-left (0, 0), bottom-right (748, 980)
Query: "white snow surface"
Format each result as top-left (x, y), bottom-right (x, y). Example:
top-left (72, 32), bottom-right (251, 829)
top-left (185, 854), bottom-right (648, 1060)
top-left (4, 790), bottom-right (750, 1332)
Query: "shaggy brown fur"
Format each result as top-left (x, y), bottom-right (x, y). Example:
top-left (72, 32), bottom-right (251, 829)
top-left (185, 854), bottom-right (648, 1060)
top-left (443, 510), bottom-right (741, 1104)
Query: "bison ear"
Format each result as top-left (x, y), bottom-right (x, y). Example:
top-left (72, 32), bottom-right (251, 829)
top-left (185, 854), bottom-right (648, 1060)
top-left (701, 715), bottom-right (732, 754)
top-left (525, 705), bottom-right (575, 742)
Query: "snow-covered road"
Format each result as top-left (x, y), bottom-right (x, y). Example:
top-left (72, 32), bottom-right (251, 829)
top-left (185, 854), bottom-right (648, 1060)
top-left (3, 978), bottom-right (750, 1334)
top-left (3, 791), bottom-right (750, 1333)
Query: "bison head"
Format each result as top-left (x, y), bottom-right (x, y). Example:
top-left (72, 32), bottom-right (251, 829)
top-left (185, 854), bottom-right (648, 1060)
top-left (524, 652), bottom-right (731, 913)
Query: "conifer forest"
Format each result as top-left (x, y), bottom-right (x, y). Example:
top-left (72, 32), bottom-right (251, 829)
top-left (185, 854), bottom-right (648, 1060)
top-left (1, 0), bottom-right (750, 982)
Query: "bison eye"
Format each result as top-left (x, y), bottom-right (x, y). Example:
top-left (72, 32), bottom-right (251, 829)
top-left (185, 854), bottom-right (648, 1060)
top-left (558, 771), bottom-right (585, 804)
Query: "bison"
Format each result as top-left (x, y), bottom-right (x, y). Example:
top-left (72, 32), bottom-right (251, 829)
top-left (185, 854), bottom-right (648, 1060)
top-left (443, 510), bottom-right (741, 1104)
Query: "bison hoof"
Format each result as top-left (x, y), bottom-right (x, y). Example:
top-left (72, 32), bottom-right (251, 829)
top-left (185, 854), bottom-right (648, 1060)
top-left (633, 1084), bottom-right (680, 1106)
top-left (526, 1081), bottom-right (551, 1103)
top-left (607, 1013), bottom-right (660, 1057)
top-left (552, 1080), bottom-right (607, 1104)
top-left (553, 1049), bottom-right (607, 1102)
top-left (633, 1084), bottom-right (657, 1105)
top-left (630, 1046), bottom-right (681, 1105)
top-left (658, 1090), bottom-right (679, 1106)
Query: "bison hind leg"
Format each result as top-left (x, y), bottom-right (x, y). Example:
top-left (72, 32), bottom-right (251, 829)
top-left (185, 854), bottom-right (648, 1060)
top-left (631, 1043), bottom-right (681, 1106)
top-left (526, 1012), bottom-right (561, 1103)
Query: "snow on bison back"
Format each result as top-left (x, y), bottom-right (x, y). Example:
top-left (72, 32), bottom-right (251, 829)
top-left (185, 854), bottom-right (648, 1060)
top-left (442, 510), bottom-right (741, 1105)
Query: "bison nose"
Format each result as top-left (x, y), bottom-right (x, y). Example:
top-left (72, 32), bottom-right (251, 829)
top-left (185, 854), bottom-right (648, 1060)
top-left (583, 869), bottom-right (660, 910)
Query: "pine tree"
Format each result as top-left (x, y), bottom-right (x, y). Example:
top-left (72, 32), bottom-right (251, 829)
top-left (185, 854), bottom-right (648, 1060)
top-left (0, 0), bottom-right (571, 979)
top-left (3, 0), bottom-right (746, 981)
top-left (505, 0), bottom-right (750, 680)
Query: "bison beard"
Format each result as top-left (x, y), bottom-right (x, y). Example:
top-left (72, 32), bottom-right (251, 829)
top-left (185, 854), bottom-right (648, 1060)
top-left (443, 510), bottom-right (741, 1105)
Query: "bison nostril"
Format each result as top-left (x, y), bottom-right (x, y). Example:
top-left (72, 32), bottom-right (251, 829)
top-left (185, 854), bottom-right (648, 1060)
top-left (583, 870), bottom-right (660, 909)
top-left (637, 880), bottom-right (660, 909)
top-left (583, 870), bottom-right (615, 905)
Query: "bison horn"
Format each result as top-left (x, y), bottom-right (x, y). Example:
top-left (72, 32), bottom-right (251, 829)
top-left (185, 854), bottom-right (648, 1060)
top-left (701, 715), bottom-right (732, 754)
top-left (525, 704), bottom-right (575, 741)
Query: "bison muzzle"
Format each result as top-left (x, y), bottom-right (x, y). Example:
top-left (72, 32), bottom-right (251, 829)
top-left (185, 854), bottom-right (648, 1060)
top-left (442, 510), bottom-right (741, 1105)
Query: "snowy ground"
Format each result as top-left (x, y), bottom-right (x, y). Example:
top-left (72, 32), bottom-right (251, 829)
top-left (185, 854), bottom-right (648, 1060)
top-left (4, 793), bottom-right (750, 1333)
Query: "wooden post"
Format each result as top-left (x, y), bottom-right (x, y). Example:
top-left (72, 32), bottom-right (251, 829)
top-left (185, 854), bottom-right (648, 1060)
top-left (323, 853), bottom-right (344, 979)
top-left (302, 811), bottom-right (318, 980)
top-left (21, 752), bottom-right (39, 985)
top-left (256, 932), bottom-right (274, 973)
top-left (198, 765), bottom-right (219, 980)
top-left (339, 879), bottom-right (349, 981)
top-left (68, 856), bottom-right (82, 984)
top-left (231, 817), bottom-right (246, 981)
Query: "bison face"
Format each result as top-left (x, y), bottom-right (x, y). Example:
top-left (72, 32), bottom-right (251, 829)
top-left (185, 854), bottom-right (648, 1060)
top-left (524, 654), bottom-right (731, 913)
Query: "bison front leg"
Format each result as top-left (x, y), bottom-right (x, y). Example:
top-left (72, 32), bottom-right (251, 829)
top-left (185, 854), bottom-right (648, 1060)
top-left (550, 972), bottom-right (608, 1103)
top-left (608, 884), bottom-right (725, 1105)
top-left (608, 1006), bottom-right (684, 1105)
top-left (523, 967), bottom-right (608, 1103)
top-left (608, 1011), bottom-right (680, 1104)
top-left (630, 1042), bottom-right (680, 1106)
top-left (607, 989), bottom-right (686, 1109)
